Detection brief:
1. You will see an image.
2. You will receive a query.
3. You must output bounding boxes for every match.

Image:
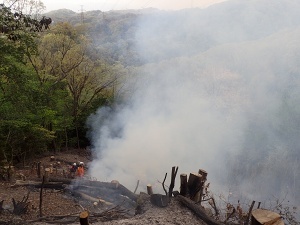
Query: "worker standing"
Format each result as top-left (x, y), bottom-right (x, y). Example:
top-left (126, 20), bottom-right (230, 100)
top-left (76, 162), bottom-right (85, 178)
top-left (69, 163), bottom-right (77, 178)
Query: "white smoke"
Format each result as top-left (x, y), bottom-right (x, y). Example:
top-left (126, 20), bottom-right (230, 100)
top-left (87, 0), bottom-right (300, 211)
top-left (87, 65), bottom-right (244, 192)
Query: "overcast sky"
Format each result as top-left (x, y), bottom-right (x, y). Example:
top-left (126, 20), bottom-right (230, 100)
top-left (41, 0), bottom-right (228, 12)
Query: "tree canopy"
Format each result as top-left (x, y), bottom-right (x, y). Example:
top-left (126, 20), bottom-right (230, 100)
top-left (0, 3), bottom-right (121, 164)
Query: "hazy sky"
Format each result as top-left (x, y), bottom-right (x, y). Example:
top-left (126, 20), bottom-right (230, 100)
top-left (42, 0), bottom-right (228, 12)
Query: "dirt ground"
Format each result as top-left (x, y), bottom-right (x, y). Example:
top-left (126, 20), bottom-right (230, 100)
top-left (0, 151), bottom-right (210, 225)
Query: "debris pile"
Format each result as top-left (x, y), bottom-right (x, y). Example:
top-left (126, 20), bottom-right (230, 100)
top-left (0, 154), bottom-right (290, 225)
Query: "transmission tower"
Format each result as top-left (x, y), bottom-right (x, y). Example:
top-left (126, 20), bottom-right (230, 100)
top-left (80, 5), bottom-right (84, 23)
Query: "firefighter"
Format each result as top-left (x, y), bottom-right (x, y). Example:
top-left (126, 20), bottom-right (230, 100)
top-left (69, 163), bottom-right (77, 178)
top-left (76, 162), bottom-right (84, 177)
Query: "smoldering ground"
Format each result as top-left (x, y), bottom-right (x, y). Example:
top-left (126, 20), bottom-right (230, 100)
top-left (86, 0), bottom-right (300, 210)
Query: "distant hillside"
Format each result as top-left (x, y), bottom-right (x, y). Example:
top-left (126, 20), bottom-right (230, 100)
top-left (45, 0), bottom-right (300, 66)
top-left (45, 9), bottom-right (77, 23)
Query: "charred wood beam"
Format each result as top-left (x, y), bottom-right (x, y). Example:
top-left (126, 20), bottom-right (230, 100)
top-left (11, 180), bottom-right (64, 189)
top-left (176, 195), bottom-right (222, 225)
top-left (66, 188), bottom-right (113, 205)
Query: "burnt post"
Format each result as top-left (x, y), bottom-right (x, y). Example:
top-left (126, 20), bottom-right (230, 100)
top-left (168, 166), bottom-right (178, 197)
top-left (37, 161), bottom-right (41, 178)
top-left (79, 210), bottom-right (89, 225)
top-left (180, 173), bottom-right (188, 196)
top-left (147, 184), bottom-right (153, 195)
top-left (198, 169), bottom-right (208, 203)
top-left (187, 172), bottom-right (202, 201)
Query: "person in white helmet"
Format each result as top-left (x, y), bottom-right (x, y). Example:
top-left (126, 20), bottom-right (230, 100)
top-left (69, 162), bottom-right (77, 178)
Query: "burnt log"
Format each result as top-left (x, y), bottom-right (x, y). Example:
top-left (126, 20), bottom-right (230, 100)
top-left (176, 195), bottom-right (222, 225)
top-left (67, 185), bottom-right (134, 208)
top-left (72, 190), bottom-right (113, 206)
top-left (70, 190), bottom-right (113, 205)
top-left (49, 177), bottom-right (72, 184)
top-left (73, 180), bottom-right (138, 202)
top-left (11, 180), bottom-right (64, 189)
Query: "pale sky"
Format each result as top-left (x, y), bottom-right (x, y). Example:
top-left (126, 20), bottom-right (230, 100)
top-left (42, 0), bottom-right (228, 13)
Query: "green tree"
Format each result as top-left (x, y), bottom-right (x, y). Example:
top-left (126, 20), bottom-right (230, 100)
top-left (29, 22), bottom-right (120, 149)
top-left (0, 3), bottom-right (54, 164)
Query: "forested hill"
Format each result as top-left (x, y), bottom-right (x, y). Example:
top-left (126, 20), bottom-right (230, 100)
top-left (44, 0), bottom-right (300, 66)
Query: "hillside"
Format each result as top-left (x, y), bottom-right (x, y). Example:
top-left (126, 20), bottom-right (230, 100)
top-left (44, 0), bottom-right (300, 66)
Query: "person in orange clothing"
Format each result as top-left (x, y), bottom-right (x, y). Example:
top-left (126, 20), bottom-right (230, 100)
top-left (76, 162), bottom-right (84, 177)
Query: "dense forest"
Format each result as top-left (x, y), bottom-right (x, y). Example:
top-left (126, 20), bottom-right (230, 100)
top-left (0, 1), bottom-right (131, 164)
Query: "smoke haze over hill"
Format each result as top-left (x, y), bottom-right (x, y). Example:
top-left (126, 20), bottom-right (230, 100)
top-left (87, 0), bottom-right (300, 211)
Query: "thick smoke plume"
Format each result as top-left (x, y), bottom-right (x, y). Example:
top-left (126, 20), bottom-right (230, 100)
top-left (87, 0), bottom-right (300, 210)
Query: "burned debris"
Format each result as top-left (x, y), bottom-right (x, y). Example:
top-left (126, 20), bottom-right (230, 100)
top-left (0, 155), bottom-right (289, 225)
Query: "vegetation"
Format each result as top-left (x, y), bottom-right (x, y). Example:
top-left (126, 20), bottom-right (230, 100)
top-left (0, 2), bottom-right (122, 165)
